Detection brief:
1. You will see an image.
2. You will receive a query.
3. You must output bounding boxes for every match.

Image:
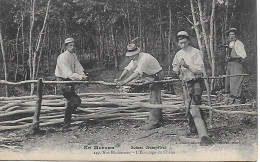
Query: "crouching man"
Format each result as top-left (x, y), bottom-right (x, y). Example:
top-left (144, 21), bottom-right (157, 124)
top-left (115, 44), bottom-right (164, 130)
top-left (172, 31), bottom-right (214, 146)
top-left (55, 38), bottom-right (87, 131)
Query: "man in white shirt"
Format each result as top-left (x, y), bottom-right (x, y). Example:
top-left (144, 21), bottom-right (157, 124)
top-left (225, 28), bottom-right (247, 104)
top-left (55, 38), bottom-right (87, 131)
top-left (115, 44), bottom-right (164, 130)
top-left (172, 31), bottom-right (214, 145)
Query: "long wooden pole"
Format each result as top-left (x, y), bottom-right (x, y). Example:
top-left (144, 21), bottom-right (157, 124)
top-left (28, 78), bottom-right (43, 134)
top-left (0, 74), bottom-right (248, 86)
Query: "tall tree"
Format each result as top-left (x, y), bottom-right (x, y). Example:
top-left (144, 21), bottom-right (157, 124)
top-left (0, 23), bottom-right (9, 96)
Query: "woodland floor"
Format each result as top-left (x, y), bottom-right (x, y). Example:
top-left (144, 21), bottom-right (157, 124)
top-left (0, 69), bottom-right (258, 161)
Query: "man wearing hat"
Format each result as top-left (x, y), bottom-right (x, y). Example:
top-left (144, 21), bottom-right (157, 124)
top-left (172, 31), bottom-right (214, 145)
top-left (115, 44), bottom-right (164, 130)
top-left (55, 38), bottom-right (87, 131)
top-left (225, 28), bottom-right (247, 104)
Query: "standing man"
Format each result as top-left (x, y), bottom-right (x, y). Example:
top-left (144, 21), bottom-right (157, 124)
top-left (172, 31), bottom-right (214, 145)
top-left (115, 44), bottom-right (164, 130)
top-left (225, 28), bottom-right (247, 104)
top-left (55, 38), bottom-right (87, 131)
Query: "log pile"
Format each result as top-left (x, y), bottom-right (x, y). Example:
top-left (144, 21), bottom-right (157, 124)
top-left (0, 91), bottom-right (256, 132)
top-left (0, 93), bottom-right (187, 131)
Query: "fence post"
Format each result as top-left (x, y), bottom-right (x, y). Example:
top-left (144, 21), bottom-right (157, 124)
top-left (28, 78), bottom-right (43, 134)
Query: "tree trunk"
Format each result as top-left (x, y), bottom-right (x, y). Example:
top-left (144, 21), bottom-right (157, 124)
top-left (15, 25), bottom-right (21, 81)
top-left (127, 0), bottom-right (132, 42)
top-left (198, 0), bottom-right (212, 68)
top-left (98, 21), bottom-right (103, 65)
top-left (138, 0), bottom-right (142, 48)
top-left (190, 0), bottom-right (202, 52)
top-left (0, 23), bottom-right (9, 97)
top-left (110, 24), bottom-right (119, 71)
top-left (158, 6), bottom-right (165, 62)
top-left (30, 0), bottom-right (51, 95)
top-left (167, 1), bottom-right (172, 76)
top-left (209, 0), bottom-right (216, 90)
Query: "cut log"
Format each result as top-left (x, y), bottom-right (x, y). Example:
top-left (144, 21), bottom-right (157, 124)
top-left (0, 102), bottom-right (23, 111)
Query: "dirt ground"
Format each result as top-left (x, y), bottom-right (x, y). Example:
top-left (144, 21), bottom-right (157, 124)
top-left (0, 70), bottom-right (258, 161)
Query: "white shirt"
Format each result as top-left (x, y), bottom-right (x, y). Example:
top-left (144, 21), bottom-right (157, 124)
top-left (229, 39), bottom-right (247, 59)
top-left (172, 46), bottom-right (204, 81)
top-left (124, 52), bottom-right (162, 77)
top-left (55, 51), bottom-right (85, 80)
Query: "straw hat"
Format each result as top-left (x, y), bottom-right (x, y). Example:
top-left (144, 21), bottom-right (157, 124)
top-left (125, 44), bottom-right (141, 56)
top-left (62, 38), bottom-right (75, 49)
top-left (226, 28), bottom-right (238, 35)
top-left (177, 31), bottom-right (189, 37)
top-left (64, 38), bottom-right (75, 45)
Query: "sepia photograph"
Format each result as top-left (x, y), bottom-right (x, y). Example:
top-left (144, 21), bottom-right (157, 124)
top-left (0, 0), bottom-right (257, 161)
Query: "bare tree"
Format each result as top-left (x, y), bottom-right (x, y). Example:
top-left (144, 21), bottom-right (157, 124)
top-left (0, 23), bottom-right (9, 96)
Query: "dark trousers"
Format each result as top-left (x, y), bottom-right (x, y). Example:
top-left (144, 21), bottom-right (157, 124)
top-left (186, 78), bottom-right (207, 133)
top-left (148, 71), bottom-right (164, 124)
top-left (56, 77), bottom-right (81, 128)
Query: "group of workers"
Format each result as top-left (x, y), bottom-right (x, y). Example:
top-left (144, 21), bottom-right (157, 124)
top-left (54, 28), bottom-right (247, 146)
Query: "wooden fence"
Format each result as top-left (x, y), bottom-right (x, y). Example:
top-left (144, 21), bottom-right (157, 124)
top-left (0, 74), bottom-right (256, 134)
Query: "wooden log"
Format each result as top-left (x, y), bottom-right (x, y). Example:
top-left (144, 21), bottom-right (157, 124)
top-left (5, 106), bottom-right (21, 112)
top-left (0, 102), bottom-right (23, 111)
top-left (0, 95), bottom-right (37, 101)
top-left (190, 106), bottom-right (209, 139)
top-left (20, 101), bottom-right (65, 107)
top-left (78, 92), bottom-right (150, 97)
top-left (199, 106), bottom-right (257, 115)
top-left (211, 103), bottom-right (252, 108)
top-left (28, 78), bottom-right (43, 134)
top-left (138, 102), bottom-right (184, 110)
top-left (0, 116), bottom-right (33, 125)
top-left (0, 109), bottom-right (35, 121)
top-left (0, 80), bottom-right (38, 85)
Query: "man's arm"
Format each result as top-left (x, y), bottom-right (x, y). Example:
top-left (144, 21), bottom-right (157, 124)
top-left (234, 40), bottom-right (246, 59)
top-left (119, 71), bottom-right (140, 86)
top-left (115, 69), bottom-right (129, 82)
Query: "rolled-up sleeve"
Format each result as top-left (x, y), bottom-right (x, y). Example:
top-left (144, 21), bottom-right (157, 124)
top-left (134, 57), bottom-right (148, 77)
top-left (172, 54), bottom-right (180, 74)
top-left (235, 40), bottom-right (247, 59)
top-left (125, 60), bottom-right (136, 72)
top-left (189, 51), bottom-right (204, 73)
top-left (74, 55), bottom-right (85, 75)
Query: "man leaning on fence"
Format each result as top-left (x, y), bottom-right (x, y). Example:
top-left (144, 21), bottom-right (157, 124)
top-left (55, 38), bottom-right (87, 131)
top-left (172, 31), bottom-right (214, 146)
top-left (225, 28), bottom-right (247, 104)
top-left (115, 43), bottom-right (164, 130)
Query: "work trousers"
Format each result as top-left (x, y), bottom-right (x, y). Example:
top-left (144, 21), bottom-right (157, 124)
top-left (56, 77), bottom-right (81, 128)
top-left (225, 61), bottom-right (244, 98)
top-left (186, 78), bottom-right (207, 133)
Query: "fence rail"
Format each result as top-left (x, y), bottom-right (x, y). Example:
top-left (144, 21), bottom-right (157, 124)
top-left (0, 74), bottom-right (248, 86)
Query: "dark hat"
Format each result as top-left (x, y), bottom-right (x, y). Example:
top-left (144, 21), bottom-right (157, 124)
top-left (125, 44), bottom-right (141, 56)
top-left (226, 28), bottom-right (238, 35)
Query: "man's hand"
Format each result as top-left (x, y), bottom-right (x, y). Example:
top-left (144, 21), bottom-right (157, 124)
top-left (114, 78), bottom-right (121, 82)
top-left (226, 56), bottom-right (231, 62)
top-left (82, 75), bottom-right (88, 80)
top-left (115, 80), bottom-right (125, 86)
top-left (180, 58), bottom-right (189, 69)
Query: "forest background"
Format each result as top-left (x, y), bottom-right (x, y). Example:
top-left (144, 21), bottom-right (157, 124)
top-left (0, 0), bottom-right (257, 97)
